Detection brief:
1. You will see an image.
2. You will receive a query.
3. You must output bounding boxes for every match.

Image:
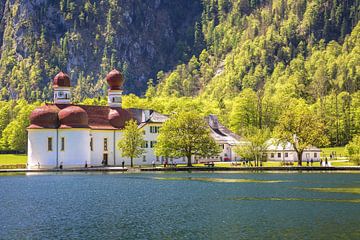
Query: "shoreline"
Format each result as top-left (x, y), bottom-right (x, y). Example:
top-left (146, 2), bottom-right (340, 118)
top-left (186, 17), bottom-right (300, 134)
top-left (1, 166), bottom-right (360, 173)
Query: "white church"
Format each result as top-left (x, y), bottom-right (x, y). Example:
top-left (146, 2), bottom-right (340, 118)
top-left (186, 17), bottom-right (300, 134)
top-left (27, 70), bottom-right (242, 169)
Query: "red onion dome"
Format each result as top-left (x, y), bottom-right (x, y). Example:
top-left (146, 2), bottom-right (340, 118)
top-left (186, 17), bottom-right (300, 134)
top-left (53, 71), bottom-right (71, 88)
top-left (106, 69), bottom-right (124, 90)
top-left (58, 106), bottom-right (88, 128)
top-left (28, 105), bottom-right (59, 129)
top-left (108, 108), bottom-right (133, 128)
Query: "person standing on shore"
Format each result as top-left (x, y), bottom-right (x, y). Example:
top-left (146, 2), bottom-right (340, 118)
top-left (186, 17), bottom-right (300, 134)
top-left (122, 160), bottom-right (125, 169)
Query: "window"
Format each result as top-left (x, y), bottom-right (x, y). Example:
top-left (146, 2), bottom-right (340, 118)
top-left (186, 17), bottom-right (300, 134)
top-left (150, 126), bottom-right (160, 133)
top-left (285, 152), bottom-right (288, 158)
top-left (141, 141), bottom-right (148, 148)
top-left (314, 153), bottom-right (317, 158)
top-left (270, 153), bottom-right (274, 158)
top-left (150, 141), bottom-right (157, 148)
top-left (142, 155), bottom-right (146, 162)
top-left (278, 153), bottom-right (281, 158)
top-left (156, 156), bottom-right (159, 162)
top-left (90, 138), bottom-right (93, 151)
top-left (112, 97), bottom-right (121, 103)
top-left (48, 137), bottom-right (53, 151)
top-left (60, 137), bottom-right (65, 151)
top-left (104, 138), bottom-right (108, 151)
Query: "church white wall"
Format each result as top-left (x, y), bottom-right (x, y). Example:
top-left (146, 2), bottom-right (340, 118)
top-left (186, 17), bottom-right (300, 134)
top-left (27, 129), bottom-right (57, 169)
top-left (58, 129), bottom-right (90, 168)
top-left (90, 130), bottom-right (116, 166)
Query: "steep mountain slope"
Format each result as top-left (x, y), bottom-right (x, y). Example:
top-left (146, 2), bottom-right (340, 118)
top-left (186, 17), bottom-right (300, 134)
top-left (0, 0), bottom-right (202, 100)
top-left (155, 0), bottom-right (360, 98)
top-left (148, 0), bottom-right (360, 146)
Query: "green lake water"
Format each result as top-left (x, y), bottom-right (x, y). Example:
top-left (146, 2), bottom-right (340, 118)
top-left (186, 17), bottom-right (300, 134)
top-left (0, 172), bottom-right (359, 239)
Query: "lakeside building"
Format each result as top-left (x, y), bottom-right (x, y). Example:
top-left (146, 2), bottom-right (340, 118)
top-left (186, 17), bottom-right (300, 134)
top-left (266, 139), bottom-right (321, 163)
top-left (27, 70), bottom-right (241, 169)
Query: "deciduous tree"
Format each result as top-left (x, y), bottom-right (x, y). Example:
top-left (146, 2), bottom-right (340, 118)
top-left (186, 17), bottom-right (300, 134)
top-left (274, 100), bottom-right (329, 165)
top-left (155, 111), bottom-right (220, 167)
top-left (235, 127), bottom-right (270, 166)
top-left (117, 120), bottom-right (145, 167)
top-left (346, 135), bottom-right (360, 165)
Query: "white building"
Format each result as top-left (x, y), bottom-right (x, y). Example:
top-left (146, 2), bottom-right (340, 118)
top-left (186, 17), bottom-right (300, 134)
top-left (266, 139), bottom-right (321, 163)
top-left (27, 70), bottom-right (241, 169)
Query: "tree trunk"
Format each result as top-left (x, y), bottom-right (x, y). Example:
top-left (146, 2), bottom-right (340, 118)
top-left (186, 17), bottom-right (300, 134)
top-left (297, 151), bottom-right (303, 166)
top-left (130, 157), bottom-right (133, 168)
top-left (187, 154), bottom-right (192, 167)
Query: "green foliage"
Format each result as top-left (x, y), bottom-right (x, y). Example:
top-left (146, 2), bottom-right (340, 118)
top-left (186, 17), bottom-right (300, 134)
top-left (0, 100), bottom-right (39, 152)
top-left (235, 127), bottom-right (271, 166)
top-left (117, 119), bottom-right (145, 167)
top-left (153, 1), bottom-right (360, 147)
top-left (274, 100), bottom-right (329, 165)
top-left (229, 88), bottom-right (259, 134)
top-left (155, 111), bottom-right (220, 166)
top-left (346, 135), bottom-right (360, 165)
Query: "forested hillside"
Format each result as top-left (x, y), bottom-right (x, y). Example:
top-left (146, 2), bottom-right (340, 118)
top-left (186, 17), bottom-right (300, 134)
top-left (0, 0), bottom-right (202, 100)
top-left (0, 0), bottom-right (359, 152)
top-left (146, 0), bottom-right (360, 146)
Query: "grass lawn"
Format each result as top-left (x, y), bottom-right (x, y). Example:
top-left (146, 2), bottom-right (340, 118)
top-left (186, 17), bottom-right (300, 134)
top-left (329, 161), bottom-right (358, 167)
top-left (321, 147), bottom-right (348, 158)
top-left (0, 154), bottom-right (27, 165)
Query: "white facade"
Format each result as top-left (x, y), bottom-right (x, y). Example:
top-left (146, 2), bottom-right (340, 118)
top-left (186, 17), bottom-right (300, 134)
top-left (108, 90), bottom-right (122, 108)
top-left (266, 140), bottom-right (321, 162)
top-left (54, 87), bottom-right (71, 104)
top-left (28, 129), bottom-right (57, 169)
top-left (58, 129), bottom-right (91, 168)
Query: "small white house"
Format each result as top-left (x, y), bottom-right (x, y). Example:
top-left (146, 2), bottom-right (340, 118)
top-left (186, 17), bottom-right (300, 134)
top-left (266, 139), bottom-right (321, 162)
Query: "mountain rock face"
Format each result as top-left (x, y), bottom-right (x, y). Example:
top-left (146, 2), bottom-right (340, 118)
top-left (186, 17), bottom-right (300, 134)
top-left (0, 0), bottom-right (202, 100)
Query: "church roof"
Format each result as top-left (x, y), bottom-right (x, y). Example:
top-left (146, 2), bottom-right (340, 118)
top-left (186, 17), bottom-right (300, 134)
top-left (28, 104), bottom-right (136, 130)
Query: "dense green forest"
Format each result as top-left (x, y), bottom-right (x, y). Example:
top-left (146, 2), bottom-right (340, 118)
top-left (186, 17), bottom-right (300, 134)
top-left (142, 0), bottom-right (360, 147)
top-left (0, 0), bottom-right (359, 152)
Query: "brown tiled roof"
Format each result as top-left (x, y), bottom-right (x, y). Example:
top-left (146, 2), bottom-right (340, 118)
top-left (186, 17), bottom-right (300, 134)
top-left (53, 72), bottom-right (71, 88)
top-left (28, 105), bottom-right (60, 129)
top-left (106, 69), bottom-right (124, 90)
top-left (58, 106), bottom-right (89, 128)
top-left (28, 104), bottom-right (136, 130)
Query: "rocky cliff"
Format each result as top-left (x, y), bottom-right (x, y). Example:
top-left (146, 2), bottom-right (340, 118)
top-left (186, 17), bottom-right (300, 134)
top-left (0, 0), bottom-right (202, 100)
